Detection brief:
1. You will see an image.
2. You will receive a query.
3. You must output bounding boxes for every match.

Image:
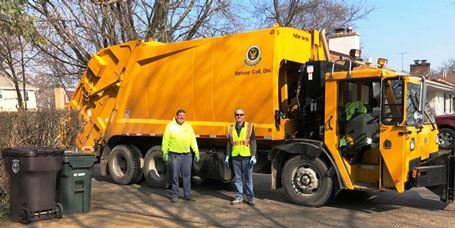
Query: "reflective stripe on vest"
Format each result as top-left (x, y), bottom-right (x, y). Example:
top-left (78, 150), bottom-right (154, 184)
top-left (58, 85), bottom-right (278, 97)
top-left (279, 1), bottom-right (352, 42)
top-left (229, 122), bottom-right (253, 157)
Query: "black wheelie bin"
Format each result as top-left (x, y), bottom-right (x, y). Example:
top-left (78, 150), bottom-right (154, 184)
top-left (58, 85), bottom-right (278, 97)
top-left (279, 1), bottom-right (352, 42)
top-left (2, 147), bottom-right (64, 224)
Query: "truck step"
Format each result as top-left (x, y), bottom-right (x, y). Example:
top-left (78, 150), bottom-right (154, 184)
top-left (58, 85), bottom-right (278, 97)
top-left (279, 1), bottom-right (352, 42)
top-left (354, 181), bottom-right (378, 191)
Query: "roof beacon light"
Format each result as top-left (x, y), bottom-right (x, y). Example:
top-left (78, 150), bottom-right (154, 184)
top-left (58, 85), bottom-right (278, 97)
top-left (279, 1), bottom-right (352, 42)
top-left (377, 58), bottom-right (388, 68)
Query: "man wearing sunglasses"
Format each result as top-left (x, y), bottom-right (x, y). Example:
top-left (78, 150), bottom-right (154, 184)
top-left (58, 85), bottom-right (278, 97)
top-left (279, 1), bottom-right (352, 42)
top-left (225, 108), bottom-right (257, 206)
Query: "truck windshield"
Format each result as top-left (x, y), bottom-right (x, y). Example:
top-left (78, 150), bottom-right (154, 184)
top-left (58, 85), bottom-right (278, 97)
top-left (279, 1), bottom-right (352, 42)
top-left (407, 83), bottom-right (420, 126)
top-left (406, 82), bottom-right (436, 125)
top-left (382, 78), bottom-right (404, 125)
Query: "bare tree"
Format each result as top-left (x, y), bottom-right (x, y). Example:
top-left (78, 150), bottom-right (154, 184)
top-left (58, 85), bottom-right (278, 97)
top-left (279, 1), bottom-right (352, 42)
top-left (0, 0), bottom-right (41, 111)
top-left (0, 33), bottom-right (38, 111)
top-left (250, 0), bottom-right (374, 32)
top-left (438, 58), bottom-right (455, 76)
top-left (26, 0), bottom-right (241, 85)
top-left (23, 0), bottom-right (374, 90)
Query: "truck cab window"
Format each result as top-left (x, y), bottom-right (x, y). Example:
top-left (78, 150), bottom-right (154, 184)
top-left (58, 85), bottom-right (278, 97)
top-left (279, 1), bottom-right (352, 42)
top-left (382, 78), bottom-right (404, 125)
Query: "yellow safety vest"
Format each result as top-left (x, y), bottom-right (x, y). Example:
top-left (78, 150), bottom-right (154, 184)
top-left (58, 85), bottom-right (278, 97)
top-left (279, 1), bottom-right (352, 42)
top-left (162, 118), bottom-right (199, 157)
top-left (228, 122), bottom-right (253, 157)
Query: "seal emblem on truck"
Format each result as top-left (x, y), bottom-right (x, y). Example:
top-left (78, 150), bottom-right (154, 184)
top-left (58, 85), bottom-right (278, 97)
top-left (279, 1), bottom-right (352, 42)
top-left (244, 45), bottom-right (261, 66)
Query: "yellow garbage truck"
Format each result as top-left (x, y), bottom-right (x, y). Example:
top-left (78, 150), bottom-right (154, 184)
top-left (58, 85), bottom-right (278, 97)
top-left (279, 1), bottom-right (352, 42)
top-left (70, 25), bottom-right (454, 206)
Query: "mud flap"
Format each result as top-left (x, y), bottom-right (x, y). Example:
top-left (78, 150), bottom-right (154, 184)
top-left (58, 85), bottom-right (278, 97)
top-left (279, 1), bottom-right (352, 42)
top-left (100, 146), bottom-right (111, 176)
top-left (445, 152), bottom-right (455, 202)
top-left (192, 151), bottom-right (233, 182)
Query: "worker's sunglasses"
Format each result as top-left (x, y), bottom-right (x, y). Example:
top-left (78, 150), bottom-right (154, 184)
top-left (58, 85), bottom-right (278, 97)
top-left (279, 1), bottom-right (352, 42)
top-left (235, 113), bottom-right (244, 116)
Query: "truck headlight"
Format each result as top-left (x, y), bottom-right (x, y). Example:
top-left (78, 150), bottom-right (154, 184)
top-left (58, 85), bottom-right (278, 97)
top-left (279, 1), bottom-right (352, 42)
top-left (410, 138), bottom-right (415, 151)
top-left (435, 135), bottom-right (439, 145)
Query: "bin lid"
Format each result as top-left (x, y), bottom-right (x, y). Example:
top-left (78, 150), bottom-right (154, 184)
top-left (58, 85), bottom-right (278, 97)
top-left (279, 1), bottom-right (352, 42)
top-left (2, 147), bottom-right (64, 157)
top-left (63, 152), bottom-right (96, 168)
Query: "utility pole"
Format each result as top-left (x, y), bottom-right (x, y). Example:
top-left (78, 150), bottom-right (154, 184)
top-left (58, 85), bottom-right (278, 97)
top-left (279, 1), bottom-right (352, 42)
top-left (398, 52), bottom-right (408, 72)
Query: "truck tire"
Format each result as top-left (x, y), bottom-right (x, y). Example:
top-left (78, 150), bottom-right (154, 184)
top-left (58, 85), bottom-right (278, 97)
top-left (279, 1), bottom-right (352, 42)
top-left (129, 145), bottom-right (144, 184)
top-left (281, 155), bottom-right (333, 207)
top-left (143, 146), bottom-right (169, 188)
top-left (108, 144), bottom-right (142, 185)
top-left (438, 128), bottom-right (455, 150)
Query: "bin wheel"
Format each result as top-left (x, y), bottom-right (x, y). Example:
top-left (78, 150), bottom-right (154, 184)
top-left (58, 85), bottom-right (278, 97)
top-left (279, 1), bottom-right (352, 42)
top-left (108, 144), bottom-right (143, 185)
top-left (19, 208), bottom-right (31, 224)
top-left (143, 146), bottom-right (169, 188)
top-left (56, 203), bottom-right (63, 219)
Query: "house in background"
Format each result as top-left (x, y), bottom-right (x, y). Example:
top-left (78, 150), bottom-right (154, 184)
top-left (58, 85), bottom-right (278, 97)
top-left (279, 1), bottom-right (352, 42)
top-left (410, 60), bottom-right (455, 116)
top-left (0, 76), bottom-right (38, 112)
top-left (54, 87), bottom-right (75, 110)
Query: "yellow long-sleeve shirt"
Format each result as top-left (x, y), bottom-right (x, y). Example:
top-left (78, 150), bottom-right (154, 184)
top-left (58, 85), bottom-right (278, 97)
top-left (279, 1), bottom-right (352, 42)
top-left (162, 118), bottom-right (199, 159)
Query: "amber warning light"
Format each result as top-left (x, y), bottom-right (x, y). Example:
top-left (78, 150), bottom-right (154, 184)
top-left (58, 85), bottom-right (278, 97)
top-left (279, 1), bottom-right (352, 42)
top-left (377, 58), bottom-right (388, 68)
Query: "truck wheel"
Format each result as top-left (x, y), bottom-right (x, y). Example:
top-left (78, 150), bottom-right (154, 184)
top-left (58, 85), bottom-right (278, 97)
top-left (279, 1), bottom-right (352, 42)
top-left (143, 146), bottom-right (169, 188)
top-left (438, 128), bottom-right (455, 150)
top-left (108, 144), bottom-right (142, 185)
top-left (281, 155), bottom-right (333, 207)
top-left (130, 145), bottom-right (144, 184)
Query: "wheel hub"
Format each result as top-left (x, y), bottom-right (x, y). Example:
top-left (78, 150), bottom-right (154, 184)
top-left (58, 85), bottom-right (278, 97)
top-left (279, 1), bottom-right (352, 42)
top-left (118, 156), bottom-right (128, 174)
top-left (294, 167), bottom-right (319, 195)
top-left (439, 132), bottom-right (453, 147)
top-left (155, 158), bottom-right (167, 175)
top-left (146, 157), bottom-right (167, 178)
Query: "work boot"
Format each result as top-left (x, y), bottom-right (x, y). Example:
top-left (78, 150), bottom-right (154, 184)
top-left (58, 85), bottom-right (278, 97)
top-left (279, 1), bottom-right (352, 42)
top-left (184, 197), bottom-right (196, 202)
top-left (231, 199), bottom-right (242, 205)
top-left (171, 197), bottom-right (177, 203)
top-left (248, 200), bottom-right (255, 207)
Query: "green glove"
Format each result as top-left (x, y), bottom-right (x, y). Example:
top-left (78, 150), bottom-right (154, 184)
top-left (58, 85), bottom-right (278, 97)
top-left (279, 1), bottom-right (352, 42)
top-left (163, 153), bottom-right (168, 162)
top-left (194, 153), bottom-right (200, 162)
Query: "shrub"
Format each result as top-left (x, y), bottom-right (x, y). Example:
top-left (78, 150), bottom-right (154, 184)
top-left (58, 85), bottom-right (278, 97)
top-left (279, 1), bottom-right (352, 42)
top-left (0, 110), bottom-right (79, 219)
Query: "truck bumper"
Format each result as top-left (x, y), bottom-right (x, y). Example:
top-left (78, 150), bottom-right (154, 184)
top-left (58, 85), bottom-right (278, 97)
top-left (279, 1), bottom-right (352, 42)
top-left (411, 150), bottom-right (454, 203)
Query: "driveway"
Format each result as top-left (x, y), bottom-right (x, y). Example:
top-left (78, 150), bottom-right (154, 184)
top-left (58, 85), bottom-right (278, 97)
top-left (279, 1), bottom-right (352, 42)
top-left (1, 162), bottom-right (455, 227)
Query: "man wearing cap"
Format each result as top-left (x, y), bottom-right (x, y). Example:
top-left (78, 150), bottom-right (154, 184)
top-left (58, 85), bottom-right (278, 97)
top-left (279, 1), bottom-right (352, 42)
top-left (225, 108), bottom-right (257, 206)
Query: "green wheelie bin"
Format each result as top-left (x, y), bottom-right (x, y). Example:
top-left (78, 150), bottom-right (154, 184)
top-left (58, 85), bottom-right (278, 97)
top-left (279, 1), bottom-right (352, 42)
top-left (56, 153), bottom-right (96, 215)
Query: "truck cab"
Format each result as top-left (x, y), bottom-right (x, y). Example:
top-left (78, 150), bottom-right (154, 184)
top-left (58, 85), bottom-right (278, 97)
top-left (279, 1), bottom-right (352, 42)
top-left (271, 63), bottom-right (454, 206)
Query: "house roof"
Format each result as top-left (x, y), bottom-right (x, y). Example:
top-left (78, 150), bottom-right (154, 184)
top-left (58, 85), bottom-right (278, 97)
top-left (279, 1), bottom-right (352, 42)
top-left (426, 74), bottom-right (455, 93)
top-left (0, 76), bottom-right (38, 90)
top-left (0, 76), bottom-right (14, 88)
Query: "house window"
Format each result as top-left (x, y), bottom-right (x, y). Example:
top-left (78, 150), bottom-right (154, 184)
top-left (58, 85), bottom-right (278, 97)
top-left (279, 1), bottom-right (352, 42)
top-left (0, 90), bottom-right (2, 99)
top-left (24, 91), bottom-right (29, 102)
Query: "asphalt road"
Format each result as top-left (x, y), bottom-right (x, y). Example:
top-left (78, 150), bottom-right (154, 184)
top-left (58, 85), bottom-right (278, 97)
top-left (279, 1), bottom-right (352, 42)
top-left (2, 162), bottom-right (455, 227)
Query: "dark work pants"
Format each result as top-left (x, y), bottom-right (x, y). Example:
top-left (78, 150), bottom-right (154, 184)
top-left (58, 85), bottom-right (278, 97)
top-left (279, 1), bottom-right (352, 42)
top-left (169, 152), bottom-right (192, 199)
top-left (232, 158), bottom-right (254, 201)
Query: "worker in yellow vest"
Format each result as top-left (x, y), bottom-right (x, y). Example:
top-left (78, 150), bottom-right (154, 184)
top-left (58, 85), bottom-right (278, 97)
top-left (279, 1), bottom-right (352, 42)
top-left (225, 108), bottom-right (257, 206)
top-left (162, 109), bottom-right (200, 203)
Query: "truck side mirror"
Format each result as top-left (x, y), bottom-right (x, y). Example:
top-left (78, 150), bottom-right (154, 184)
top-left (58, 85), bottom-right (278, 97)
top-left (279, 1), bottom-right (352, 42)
top-left (418, 77), bottom-right (427, 113)
top-left (414, 111), bottom-right (424, 127)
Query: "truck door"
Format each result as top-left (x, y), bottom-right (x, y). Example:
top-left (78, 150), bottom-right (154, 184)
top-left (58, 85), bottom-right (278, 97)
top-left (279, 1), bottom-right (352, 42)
top-left (379, 77), bottom-right (408, 192)
top-left (404, 81), bottom-right (428, 162)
